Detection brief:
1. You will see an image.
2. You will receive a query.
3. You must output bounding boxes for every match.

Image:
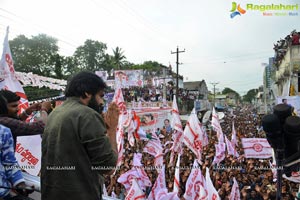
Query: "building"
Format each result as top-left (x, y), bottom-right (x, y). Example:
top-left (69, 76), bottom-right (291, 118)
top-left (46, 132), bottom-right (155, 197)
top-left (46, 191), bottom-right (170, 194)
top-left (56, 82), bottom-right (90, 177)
top-left (183, 80), bottom-right (209, 99)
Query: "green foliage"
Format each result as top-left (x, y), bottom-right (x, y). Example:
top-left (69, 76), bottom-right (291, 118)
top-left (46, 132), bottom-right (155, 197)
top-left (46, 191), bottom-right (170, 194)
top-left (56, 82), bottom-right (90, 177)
top-left (243, 89), bottom-right (258, 103)
top-left (73, 39), bottom-right (107, 72)
top-left (112, 47), bottom-right (126, 70)
top-left (10, 34), bottom-right (59, 77)
top-left (222, 87), bottom-right (240, 100)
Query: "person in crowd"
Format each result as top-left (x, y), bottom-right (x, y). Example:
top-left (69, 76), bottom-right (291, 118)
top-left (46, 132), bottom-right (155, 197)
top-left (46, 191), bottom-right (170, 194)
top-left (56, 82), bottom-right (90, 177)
top-left (0, 90), bottom-right (50, 148)
top-left (0, 95), bottom-right (33, 200)
top-left (41, 71), bottom-right (119, 200)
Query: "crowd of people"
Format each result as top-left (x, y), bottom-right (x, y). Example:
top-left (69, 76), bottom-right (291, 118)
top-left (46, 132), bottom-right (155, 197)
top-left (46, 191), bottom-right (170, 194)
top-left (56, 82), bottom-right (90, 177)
top-left (1, 71), bottom-right (300, 200)
top-left (103, 105), bottom-right (300, 200)
top-left (273, 30), bottom-right (300, 67)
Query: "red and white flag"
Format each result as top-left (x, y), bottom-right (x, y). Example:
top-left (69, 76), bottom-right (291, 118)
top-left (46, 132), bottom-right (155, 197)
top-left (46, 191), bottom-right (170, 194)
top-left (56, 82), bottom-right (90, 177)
top-left (125, 179), bottom-right (146, 200)
top-left (231, 121), bottom-right (238, 147)
top-left (183, 160), bottom-right (207, 200)
top-left (143, 139), bottom-right (163, 157)
top-left (133, 153), bottom-right (143, 167)
top-left (171, 95), bottom-right (183, 133)
top-left (270, 149), bottom-right (277, 181)
top-left (148, 165), bottom-right (166, 200)
top-left (225, 135), bottom-right (239, 158)
top-left (212, 108), bottom-right (224, 143)
top-left (229, 177), bottom-right (240, 200)
top-left (212, 142), bottom-right (226, 165)
top-left (241, 138), bottom-right (272, 159)
top-left (117, 167), bottom-right (151, 191)
top-left (173, 154), bottom-right (180, 193)
top-left (205, 167), bottom-right (220, 200)
top-left (183, 108), bottom-right (205, 163)
top-left (0, 26), bottom-right (28, 113)
top-left (169, 95), bottom-right (184, 166)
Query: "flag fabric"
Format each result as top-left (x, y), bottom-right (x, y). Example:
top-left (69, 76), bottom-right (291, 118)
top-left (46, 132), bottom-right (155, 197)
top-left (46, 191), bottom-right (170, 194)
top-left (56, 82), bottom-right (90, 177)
top-left (170, 95), bottom-right (183, 133)
top-left (126, 112), bottom-right (136, 146)
top-left (133, 153), bottom-right (143, 167)
top-left (125, 179), bottom-right (146, 200)
top-left (241, 138), bottom-right (272, 158)
top-left (270, 149), bottom-right (277, 181)
top-left (173, 154), bottom-right (180, 193)
top-left (212, 142), bottom-right (226, 165)
top-left (0, 26), bottom-right (28, 113)
top-left (205, 167), bottom-right (220, 200)
top-left (143, 139), bottom-right (163, 157)
top-left (117, 167), bottom-right (151, 191)
top-left (225, 135), bottom-right (239, 158)
top-left (231, 121), bottom-right (238, 147)
top-left (103, 184), bottom-right (108, 196)
top-left (211, 108), bottom-right (224, 143)
top-left (183, 160), bottom-right (207, 200)
top-left (148, 165), bottom-right (166, 200)
top-left (183, 108), bottom-right (205, 163)
top-left (229, 177), bottom-right (241, 200)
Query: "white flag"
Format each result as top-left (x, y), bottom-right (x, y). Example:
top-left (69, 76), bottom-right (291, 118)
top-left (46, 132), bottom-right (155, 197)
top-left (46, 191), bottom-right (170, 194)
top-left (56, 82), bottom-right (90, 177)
top-left (125, 179), bottom-right (146, 200)
top-left (231, 121), bottom-right (237, 147)
top-left (183, 108), bottom-right (205, 163)
top-left (212, 142), bottom-right (226, 165)
top-left (205, 167), bottom-right (220, 200)
top-left (241, 138), bottom-right (272, 158)
top-left (0, 26), bottom-right (28, 113)
top-left (184, 160), bottom-right (207, 200)
top-left (212, 108), bottom-right (224, 143)
top-left (173, 154), bottom-right (180, 193)
top-left (225, 135), bottom-right (239, 158)
top-left (171, 95), bottom-right (183, 132)
top-left (229, 177), bottom-right (241, 200)
top-left (148, 165), bottom-right (166, 200)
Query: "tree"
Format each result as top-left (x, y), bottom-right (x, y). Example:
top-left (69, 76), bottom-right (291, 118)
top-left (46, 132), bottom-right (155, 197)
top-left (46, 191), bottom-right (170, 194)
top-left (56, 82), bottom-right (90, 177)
top-left (243, 89), bottom-right (258, 103)
top-left (222, 87), bottom-right (240, 100)
top-left (73, 39), bottom-right (107, 72)
top-left (112, 47), bottom-right (126, 70)
top-left (10, 34), bottom-right (59, 76)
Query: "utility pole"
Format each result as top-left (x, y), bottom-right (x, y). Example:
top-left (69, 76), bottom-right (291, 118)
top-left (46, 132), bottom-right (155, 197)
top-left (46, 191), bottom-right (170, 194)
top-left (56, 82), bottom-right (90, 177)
top-left (171, 46), bottom-right (185, 103)
top-left (210, 82), bottom-right (219, 108)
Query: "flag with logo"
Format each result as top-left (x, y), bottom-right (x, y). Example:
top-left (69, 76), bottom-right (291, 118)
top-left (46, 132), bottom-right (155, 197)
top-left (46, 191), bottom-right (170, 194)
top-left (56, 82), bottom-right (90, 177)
top-left (125, 179), bottom-right (146, 200)
top-left (183, 108), bottom-right (205, 163)
top-left (212, 142), bottom-right (226, 165)
top-left (241, 138), bottom-right (272, 158)
top-left (0, 26), bottom-right (28, 113)
top-left (205, 167), bottom-right (220, 200)
top-left (183, 160), bottom-right (207, 200)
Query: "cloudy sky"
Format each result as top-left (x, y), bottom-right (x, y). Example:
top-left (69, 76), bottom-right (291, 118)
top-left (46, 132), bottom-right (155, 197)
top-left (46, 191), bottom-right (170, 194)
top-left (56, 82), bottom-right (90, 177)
top-left (0, 0), bottom-right (299, 95)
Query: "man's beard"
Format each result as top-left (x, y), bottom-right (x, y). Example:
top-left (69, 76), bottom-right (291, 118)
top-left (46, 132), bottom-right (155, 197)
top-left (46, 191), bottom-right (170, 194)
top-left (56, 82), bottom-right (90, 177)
top-left (88, 95), bottom-right (104, 113)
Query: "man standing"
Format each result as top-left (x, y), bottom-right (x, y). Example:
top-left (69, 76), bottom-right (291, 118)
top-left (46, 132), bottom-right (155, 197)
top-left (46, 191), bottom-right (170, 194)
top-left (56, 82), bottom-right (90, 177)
top-left (41, 71), bottom-right (119, 200)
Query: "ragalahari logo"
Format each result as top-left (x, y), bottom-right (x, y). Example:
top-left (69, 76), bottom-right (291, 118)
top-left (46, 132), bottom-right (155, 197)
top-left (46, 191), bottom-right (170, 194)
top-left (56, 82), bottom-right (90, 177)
top-left (230, 2), bottom-right (246, 18)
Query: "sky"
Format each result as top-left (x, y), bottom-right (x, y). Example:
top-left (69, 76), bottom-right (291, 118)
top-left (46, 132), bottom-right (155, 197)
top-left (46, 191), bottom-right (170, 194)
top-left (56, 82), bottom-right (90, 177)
top-left (0, 0), bottom-right (299, 95)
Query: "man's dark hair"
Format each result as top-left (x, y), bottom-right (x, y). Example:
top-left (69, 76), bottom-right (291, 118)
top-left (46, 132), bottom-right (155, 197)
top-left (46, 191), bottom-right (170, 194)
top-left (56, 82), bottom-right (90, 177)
top-left (282, 98), bottom-right (287, 103)
top-left (65, 71), bottom-right (107, 98)
top-left (0, 94), bottom-right (8, 114)
top-left (0, 90), bottom-right (20, 103)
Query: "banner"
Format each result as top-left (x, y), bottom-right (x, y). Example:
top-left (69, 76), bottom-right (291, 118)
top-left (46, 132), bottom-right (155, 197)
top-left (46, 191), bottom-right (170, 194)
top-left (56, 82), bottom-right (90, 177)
top-left (15, 135), bottom-right (42, 176)
top-left (135, 108), bottom-right (172, 134)
top-left (241, 138), bottom-right (272, 158)
top-left (115, 70), bottom-right (143, 88)
top-left (277, 96), bottom-right (300, 116)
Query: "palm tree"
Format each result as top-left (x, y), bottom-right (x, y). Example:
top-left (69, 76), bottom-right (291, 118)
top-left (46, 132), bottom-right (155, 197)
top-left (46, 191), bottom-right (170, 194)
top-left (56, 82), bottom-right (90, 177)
top-left (112, 47), bottom-right (126, 70)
